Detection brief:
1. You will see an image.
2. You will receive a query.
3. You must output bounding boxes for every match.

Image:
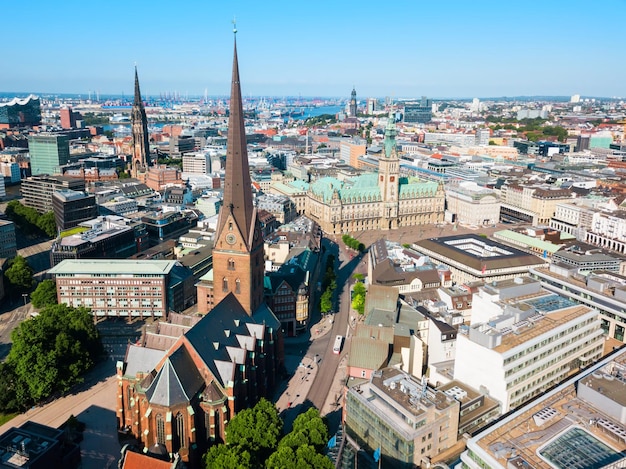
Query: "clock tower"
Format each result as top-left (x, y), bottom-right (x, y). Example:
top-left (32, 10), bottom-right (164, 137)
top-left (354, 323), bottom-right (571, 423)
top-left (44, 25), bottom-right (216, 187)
top-left (378, 113), bottom-right (400, 230)
top-left (209, 34), bottom-right (264, 315)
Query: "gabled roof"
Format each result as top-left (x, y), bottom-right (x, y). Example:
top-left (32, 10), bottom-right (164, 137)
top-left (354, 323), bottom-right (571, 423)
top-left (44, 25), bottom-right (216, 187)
top-left (145, 346), bottom-right (203, 407)
top-left (121, 450), bottom-right (177, 469)
top-left (182, 294), bottom-right (255, 387)
top-left (124, 345), bottom-right (166, 379)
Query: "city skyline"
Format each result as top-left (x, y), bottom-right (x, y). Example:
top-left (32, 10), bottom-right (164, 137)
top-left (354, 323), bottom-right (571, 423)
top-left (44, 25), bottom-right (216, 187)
top-left (3, 0), bottom-right (625, 99)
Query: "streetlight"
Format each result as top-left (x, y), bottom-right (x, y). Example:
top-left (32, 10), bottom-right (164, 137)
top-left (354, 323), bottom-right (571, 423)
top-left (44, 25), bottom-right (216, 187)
top-left (22, 293), bottom-right (28, 306)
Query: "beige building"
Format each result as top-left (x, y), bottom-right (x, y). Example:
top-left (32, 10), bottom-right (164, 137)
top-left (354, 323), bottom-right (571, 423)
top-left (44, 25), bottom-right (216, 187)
top-left (500, 184), bottom-right (573, 225)
top-left (445, 181), bottom-right (500, 225)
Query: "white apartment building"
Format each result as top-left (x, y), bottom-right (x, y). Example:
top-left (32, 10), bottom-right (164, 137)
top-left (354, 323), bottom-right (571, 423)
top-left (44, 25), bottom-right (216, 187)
top-left (549, 202), bottom-right (595, 239)
top-left (454, 279), bottom-right (604, 412)
top-left (445, 181), bottom-right (500, 225)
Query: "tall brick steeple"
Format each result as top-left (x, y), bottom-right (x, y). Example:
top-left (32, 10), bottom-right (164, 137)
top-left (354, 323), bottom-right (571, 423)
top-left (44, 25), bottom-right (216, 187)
top-left (211, 35), bottom-right (264, 315)
top-left (131, 66), bottom-right (150, 177)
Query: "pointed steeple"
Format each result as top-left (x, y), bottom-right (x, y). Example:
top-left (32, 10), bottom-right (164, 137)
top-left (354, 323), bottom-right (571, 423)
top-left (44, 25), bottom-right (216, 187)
top-left (134, 66), bottom-right (143, 105)
top-left (217, 37), bottom-right (255, 247)
top-left (131, 66), bottom-right (150, 177)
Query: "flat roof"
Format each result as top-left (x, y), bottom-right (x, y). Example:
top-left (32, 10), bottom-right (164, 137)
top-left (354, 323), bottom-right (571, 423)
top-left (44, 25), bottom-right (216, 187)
top-left (48, 259), bottom-right (177, 276)
top-left (469, 348), bottom-right (626, 469)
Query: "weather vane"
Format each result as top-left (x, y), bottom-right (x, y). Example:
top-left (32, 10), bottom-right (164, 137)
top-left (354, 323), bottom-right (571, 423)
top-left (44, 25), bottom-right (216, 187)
top-left (232, 17), bottom-right (237, 35)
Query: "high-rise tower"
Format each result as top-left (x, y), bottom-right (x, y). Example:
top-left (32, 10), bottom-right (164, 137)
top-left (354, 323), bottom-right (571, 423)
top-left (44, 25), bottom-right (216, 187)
top-left (350, 86), bottom-right (357, 117)
top-left (210, 36), bottom-right (265, 315)
top-left (131, 67), bottom-right (150, 178)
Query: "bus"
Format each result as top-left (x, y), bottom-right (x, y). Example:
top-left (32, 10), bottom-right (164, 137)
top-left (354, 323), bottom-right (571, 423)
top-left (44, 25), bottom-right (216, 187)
top-left (333, 335), bottom-right (343, 355)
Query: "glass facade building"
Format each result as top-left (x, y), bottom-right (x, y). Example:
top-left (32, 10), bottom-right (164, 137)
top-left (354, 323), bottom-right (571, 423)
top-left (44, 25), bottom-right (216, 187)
top-left (0, 95), bottom-right (42, 127)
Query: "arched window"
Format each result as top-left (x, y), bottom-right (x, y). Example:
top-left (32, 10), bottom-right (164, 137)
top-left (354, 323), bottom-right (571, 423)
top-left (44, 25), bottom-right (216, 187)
top-left (228, 258), bottom-right (235, 270)
top-left (235, 278), bottom-right (241, 294)
top-left (156, 413), bottom-right (165, 445)
top-left (174, 412), bottom-right (185, 451)
top-left (222, 277), bottom-right (229, 292)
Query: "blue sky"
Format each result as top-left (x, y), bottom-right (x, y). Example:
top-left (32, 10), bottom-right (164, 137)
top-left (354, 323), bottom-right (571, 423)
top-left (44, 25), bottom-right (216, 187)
top-left (3, 0), bottom-right (625, 98)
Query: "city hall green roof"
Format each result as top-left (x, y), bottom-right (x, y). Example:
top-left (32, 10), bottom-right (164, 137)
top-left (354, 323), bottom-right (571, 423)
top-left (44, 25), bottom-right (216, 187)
top-left (48, 259), bottom-right (178, 276)
top-left (310, 173), bottom-right (438, 204)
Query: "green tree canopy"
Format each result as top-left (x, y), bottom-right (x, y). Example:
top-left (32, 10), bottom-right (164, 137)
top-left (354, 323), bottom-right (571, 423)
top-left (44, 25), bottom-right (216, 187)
top-left (204, 444), bottom-right (252, 469)
top-left (225, 398), bottom-right (282, 461)
top-left (266, 445), bottom-right (334, 469)
top-left (30, 279), bottom-right (58, 308)
top-left (352, 281), bottom-right (367, 315)
top-left (320, 290), bottom-right (333, 314)
top-left (5, 256), bottom-right (35, 294)
top-left (7, 304), bottom-right (102, 403)
top-left (37, 212), bottom-right (57, 237)
top-left (287, 408), bottom-right (329, 452)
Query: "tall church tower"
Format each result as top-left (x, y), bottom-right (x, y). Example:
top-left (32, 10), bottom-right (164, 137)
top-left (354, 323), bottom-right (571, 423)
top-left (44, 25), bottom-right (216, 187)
top-left (131, 67), bottom-right (150, 178)
top-left (349, 86), bottom-right (357, 117)
top-left (379, 113), bottom-right (400, 230)
top-left (211, 35), bottom-right (265, 315)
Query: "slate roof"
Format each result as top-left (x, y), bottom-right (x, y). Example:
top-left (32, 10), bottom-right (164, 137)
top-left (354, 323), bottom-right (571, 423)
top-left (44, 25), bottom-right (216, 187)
top-left (124, 345), bottom-right (166, 379)
top-left (145, 346), bottom-right (204, 407)
top-left (182, 293), bottom-right (259, 387)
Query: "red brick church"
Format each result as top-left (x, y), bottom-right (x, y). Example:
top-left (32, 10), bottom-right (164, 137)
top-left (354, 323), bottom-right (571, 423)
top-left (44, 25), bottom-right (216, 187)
top-left (116, 35), bottom-right (284, 468)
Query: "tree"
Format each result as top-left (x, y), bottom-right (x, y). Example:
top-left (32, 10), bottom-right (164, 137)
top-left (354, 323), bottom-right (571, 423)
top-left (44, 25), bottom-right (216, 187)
top-left (320, 290), bottom-right (333, 314)
top-left (4, 256), bottom-right (35, 294)
top-left (37, 212), bottom-right (57, 237)
top-left (226, 398), bottom-right (282, 462)
top-left (204, 444), bottom-right (252, 469)
top-left (7, 304), bottom-right (102, 403)
top-left (351, 281), bottom-right (367, 315)
top-left (266, 445), bottom-right (334, 469)
top-left (286, 408), bottom-right (329, 452)
top-left (30, 280), bottom-right (58, 308)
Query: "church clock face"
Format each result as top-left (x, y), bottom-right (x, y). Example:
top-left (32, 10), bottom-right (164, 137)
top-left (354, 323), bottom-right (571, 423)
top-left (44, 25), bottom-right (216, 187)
top-left (226, 233), bottom-right (237, 245)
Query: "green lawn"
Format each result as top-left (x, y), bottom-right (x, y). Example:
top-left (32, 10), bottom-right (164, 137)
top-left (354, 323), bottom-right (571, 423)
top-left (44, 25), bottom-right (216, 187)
top-left (0, 412), bottom-right (18, 426)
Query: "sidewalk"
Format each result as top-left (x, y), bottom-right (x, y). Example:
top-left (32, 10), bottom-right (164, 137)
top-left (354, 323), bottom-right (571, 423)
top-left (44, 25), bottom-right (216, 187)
top-left (321, 354), bottom-right (349, 416)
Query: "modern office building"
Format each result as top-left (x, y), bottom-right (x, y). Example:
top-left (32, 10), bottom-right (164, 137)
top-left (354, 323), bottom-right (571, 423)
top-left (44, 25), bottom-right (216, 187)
top-left (28, 133), bottom-right (71, 175)
top-left (60, 106), bottom-right (78, 129)
top-left (454, 278), bottom-right (604, 412)
top-left (344, 368), bottom-right (460, 469)
top-left (141, 211), bottom-right (198, 246)
top-left (459, 347), bottom-right (626, 469)
top-left (530, 264), bottom-right (626, 342)
top-left (412, 234), bottom-right (548, 285)
top-left (0, 95), bottom-right (41, 128)
top-left (48, 259), bottom-right (195, 318)
top-left (169, 135), bottom-right (195, 158)
top-left (182, 152), bottom-right (212, 174)
top-left (256, 193), bottom-right (297, 225)
top-left (403, 97), bottom-right (432, 124)
top-left (0, 220), bottom-right (17, 259)
top-left (50, 216), bottom-right (146, 267)
top-left (20, 175), bottom-right (86, 213)
top-left (52, 190), bottom-right (98, 231)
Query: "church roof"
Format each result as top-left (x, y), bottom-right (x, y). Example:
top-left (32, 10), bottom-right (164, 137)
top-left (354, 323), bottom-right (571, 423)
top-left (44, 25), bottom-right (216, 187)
top-left (182, 293), bottom-right (263, 387)
top-left (145, 346), bottom-right (204, 407)
top-left (124, 345), bottom-right (166, 379)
